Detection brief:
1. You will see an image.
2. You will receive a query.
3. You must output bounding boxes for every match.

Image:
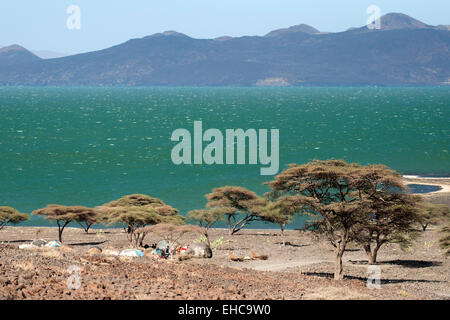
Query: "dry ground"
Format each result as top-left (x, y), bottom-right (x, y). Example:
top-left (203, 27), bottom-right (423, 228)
top-left (1, 177), bottom-right (448, 300)
top-left (0, 223), bottom-right (448, 300)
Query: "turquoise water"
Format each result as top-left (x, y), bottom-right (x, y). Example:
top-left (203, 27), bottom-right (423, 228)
top-left (407, 184), bottom-right (442, 194)
top-left (0, 87), bottom-right (449, 229)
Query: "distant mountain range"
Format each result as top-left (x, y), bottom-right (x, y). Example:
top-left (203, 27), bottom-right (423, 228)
top-left (31, 50), bottom-right (71, 59)
top-left (1, 13), bottom-right (449, 86)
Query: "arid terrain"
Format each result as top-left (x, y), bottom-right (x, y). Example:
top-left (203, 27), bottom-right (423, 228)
top-left (0, 223), bottom-right (448, 300)
top-left (0, 177), bottom-right (448, 300)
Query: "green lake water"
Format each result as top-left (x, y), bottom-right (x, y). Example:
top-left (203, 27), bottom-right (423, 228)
top-left (0, 87), bottom-right (448, 229)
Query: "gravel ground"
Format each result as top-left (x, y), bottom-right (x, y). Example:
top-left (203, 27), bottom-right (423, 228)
top-left (0, 224), bottom-right (448, 300)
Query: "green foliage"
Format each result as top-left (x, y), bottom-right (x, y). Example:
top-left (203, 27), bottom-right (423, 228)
top-left (102, 194), bottom-right (183, 229)
top-left (107, 206), bottom-right (165, 228)
top-left (135, 223), bottom-right (203, 251)
top-left (104, 194), bottom-right (165, 208)
top-left (416, 202), bottom-right (450, 231)
top-left (259, 195), bottom-right (303, 230)
top-left (210, 236), bottom-right (229, 248)
top-left (194, 234), bottom-right (209, 244)
top-left (194, 235), bottom-right (229, 248)
top-left (101, 194), bottom-right (184, 246)
top-left (187, 207), bottom-right (231, 229)
top-left (32, 205), bottom-right (98, 242)
top-left (206, 186), bottom-right (267, 235)
top-left (266, 159), bottom-right (423, 278)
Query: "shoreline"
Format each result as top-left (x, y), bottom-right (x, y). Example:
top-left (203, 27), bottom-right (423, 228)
top-left (403, 176), bottom-right (450, 194)
top-left (0, 226), bottom-right (286, 235)
top-left (11, 177), bottom-right (450, 229)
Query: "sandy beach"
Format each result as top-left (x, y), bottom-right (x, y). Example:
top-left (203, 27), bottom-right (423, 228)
top-left (403, 176), bottom-right (450, 207)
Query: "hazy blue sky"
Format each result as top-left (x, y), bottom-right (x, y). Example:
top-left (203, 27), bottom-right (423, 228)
top-left (1, 0), bottom-right (448, 54)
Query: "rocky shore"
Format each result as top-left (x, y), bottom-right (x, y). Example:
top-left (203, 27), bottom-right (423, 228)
top-left (0, 225), bottom-right (448, 300)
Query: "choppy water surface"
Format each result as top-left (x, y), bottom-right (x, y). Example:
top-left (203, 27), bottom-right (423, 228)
top-left (0, 87), bottom-right (448, 228)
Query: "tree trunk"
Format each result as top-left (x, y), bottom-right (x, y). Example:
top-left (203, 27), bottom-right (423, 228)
top-left (77, 222), bottom-right (91, 233)
top-left (364, 244), bottom-right (375, 264)
top-left (280, 224), bottom-right (285, 246)
top-left (232, 218), bottom-right (249, 235)
top-left (56, 221), bottom-right (69, 243)
top-left (371, 247), bottom-right (379, 264)
top-left (333, 233), bottom-right (348, 281)
top-left (227, 216), bottom-right (233, 235)
top-left (371, 242), bottom-right (383, 264)
top-left (334, 247), bottom-right (345, 280)
top-left (422, 223), bottom-right (428, 232)
top-left (204, 231), bottom-right (211, 248)
top-left (58, 224), bottom-right (64, 243)
top-left (139, 234), bottom-right (145, 248)
top-left (364, 242), bottom-right (382, 264)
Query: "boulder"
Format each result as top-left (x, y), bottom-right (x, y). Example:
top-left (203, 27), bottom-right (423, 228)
top-left (119, 249), bottom-right (144, 257)
top-left (188, 243), bottom-right (212, 259)
top-left (31, 239), bottom-right (48, 247)
top-left (103, 249), bottom-right (119, 256)
top-left (45, 240), bottom-right (61, 248)
top-left (88, 247), bottom-right (102, 255)
top-left (18, 244), bottom-right (34, 250)
top-left (156, 240), bottom-right (168, 250)
top-left (19, 239), bottom-right (54, 250)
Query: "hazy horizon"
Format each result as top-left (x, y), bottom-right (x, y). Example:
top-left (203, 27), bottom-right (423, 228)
top-left (1, 0), bottom-right (449, 55)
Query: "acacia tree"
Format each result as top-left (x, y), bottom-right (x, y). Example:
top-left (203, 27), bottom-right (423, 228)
top-left (135, 223), bottom-right (205, 255)
top-left (349, 165), bottom-right (423, 264)
top-left (416, 202), bottom-right (449, 231)
top-left (103, 194), bottom-right (167, 208)
top-left (0, 206), bottom-right (29, 230)
top-left (358, 194), bottom-right (421, 264)
top-left (75, 210), bottom-right (102, 233)
top-left (100, 194), bottom-right (185, 247)
top-left (267, 160), bottom-right (378, 280)
top-left (187, 208), bottom-right (227, 230)
top-left (32, 205), bottom-right (98, 242)
top-left (260, 196), bottom-right (301, 245)
top-left (268, 160), bottom-right (425, 278)
top-left (187, 207), bottom-right (232, 245)
top-left (206, 186), bottom-right (267, 235)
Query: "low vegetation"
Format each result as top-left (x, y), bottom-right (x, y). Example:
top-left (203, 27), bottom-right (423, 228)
top-left (260, 196), bottom-right (302, 245)
top-left (267, 160), bottom-right (424, 279)
top-left (417, 202), bottom-right (450, 231)
top-left (99, 194), bottom-right (185, 247)
top-left (439, 224), bottom-right (450, 256)
top-left (10, 160), bottom-right (449, 282)
top-left (205, 186), bottom-right (267, 235)
top-left (32, 205), bottom-right (98, 242)
top-left (0, 206), bottom-right (29, 230)
top-left (135, 223), bottom-right (205, 252)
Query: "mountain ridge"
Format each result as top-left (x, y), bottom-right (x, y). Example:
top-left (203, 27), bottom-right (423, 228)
top-left (1, 13), bottom-right (449, 86)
